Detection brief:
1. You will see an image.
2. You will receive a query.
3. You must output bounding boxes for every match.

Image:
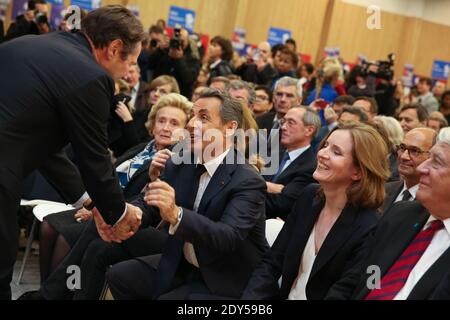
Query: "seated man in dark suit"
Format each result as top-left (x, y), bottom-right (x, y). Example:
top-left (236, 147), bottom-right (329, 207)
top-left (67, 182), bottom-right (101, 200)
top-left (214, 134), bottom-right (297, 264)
top-left (264, 106), bottom-right (319, 220)
top-left (381, 127), bottom-right (436, 213)
top-left (106, 89), bottom-right (269, 299)
top-left (326, 128), bottom-right (450, 300)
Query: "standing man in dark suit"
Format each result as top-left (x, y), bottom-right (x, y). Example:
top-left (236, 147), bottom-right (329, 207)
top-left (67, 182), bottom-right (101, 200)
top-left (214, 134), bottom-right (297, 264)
top-left (380, 128), bottom-right (436, 213)
top-left (0, 6), bottom-right (145, 300)
top-left (264, 107), bottom-right (320, 220)
top-left (106, 89), bottom-right (269, 299)
top-left (326, 128), bottom-right (450, 300)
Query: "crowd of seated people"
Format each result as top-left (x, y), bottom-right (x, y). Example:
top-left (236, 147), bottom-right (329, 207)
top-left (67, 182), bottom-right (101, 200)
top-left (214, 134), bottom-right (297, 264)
top-left (5, 4), bottom-right (450, 300)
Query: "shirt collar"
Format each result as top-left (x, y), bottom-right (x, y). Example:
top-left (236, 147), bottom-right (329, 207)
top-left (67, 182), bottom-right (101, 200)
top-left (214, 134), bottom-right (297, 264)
top-left (287, 145), bottom-right (310, 162)
top-left (132, 82), bottom-right (140, 93)
top-left (210, 59), bottom-right (222, 69)
top-left (199, 148), bottom-right (230, 177)
top-left (425, 215), bottom-right (450, 235)
top-left (402, 182), bottom-right (420, 199)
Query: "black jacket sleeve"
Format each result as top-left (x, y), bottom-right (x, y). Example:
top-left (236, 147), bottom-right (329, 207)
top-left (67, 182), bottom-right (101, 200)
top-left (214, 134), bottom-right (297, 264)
top-left (39, 150), bottom-right (86, 204)
top-left (57, 75), bottom-right (125, 224)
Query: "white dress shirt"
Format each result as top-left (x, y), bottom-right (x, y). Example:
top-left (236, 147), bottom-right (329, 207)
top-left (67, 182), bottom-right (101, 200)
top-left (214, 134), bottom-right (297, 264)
top-left (288, 226), bottom-right (317, 300)
top-left (394, 216), bottom-right (450, 300)
top-left (278, 145), bottom-right (311, 175)
top-left (393, 183), bottom-right (419, 203)
top-left (169, 149), bottom-right (231, 268)
top-left (209, 59), bottom-right (222, 70)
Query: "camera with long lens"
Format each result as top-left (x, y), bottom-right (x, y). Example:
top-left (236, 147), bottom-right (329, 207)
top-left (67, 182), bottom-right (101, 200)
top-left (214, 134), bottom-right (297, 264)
top-left (361, 53), bottom-right (395, 81)
top-left (150, 39), bottom-right (158, 48)
top-left (169, 28), bottom-right (182, 49)
top-left (35, 11), bottom-right (48, 25)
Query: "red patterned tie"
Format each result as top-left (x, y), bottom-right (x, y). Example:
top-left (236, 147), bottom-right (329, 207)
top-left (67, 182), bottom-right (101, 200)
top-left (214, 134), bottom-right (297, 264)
top-left (365, 220), bottom-right (444, 300)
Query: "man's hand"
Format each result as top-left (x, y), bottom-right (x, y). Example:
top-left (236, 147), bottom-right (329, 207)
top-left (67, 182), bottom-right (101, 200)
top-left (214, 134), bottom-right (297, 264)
top-left (74, 207), bottom-right (92, 222)
top-left (168, 47), bottom-right (184, 60)
top-left (92, 208), bottom-right (121, 243)
top-left (149, 149), bottom-right (173, 181)
top-left (266, 182), bottom-right (285, 194)
top-left (112, 204), bottom-right (143, 241)
top-left (144, 180), bottom-right (179, 225)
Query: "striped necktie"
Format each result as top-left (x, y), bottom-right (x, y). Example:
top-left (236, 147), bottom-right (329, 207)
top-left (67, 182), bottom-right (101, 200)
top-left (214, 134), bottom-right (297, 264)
top-left (365, 220), bottom-right (444, 300)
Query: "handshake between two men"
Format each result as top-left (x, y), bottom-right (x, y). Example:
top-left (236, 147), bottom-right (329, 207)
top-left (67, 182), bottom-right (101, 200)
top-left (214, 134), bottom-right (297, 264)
top-left (93, 149), bottom-right (176, 243)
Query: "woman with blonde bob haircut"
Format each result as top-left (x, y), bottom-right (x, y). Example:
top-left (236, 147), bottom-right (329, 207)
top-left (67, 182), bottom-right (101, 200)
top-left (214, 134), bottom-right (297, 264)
top-left (243, 121), bottom-right (390, 300)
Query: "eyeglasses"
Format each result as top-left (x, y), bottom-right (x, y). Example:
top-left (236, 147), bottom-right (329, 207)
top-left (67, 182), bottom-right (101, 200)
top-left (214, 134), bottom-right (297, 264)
top-left (395, 143), bottom-right (430, 158)
top-left (255, 95), bottom-right (269, 102)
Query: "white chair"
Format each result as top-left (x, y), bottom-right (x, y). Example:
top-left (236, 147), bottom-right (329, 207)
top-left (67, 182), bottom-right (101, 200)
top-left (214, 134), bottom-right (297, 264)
top-left (265, 218), bottom-right (284, 247)
top-left (16, 200), bottom-right (74, 285)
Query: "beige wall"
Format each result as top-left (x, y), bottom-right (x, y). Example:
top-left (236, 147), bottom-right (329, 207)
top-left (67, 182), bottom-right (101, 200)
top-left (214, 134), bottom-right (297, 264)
top-left (3, 0), bottom-right (450, 77)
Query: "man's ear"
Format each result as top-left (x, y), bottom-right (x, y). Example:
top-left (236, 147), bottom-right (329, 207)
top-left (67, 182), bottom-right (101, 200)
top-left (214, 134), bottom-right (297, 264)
top-left (305, 125), bottom-right (315, 138)
top-left (107, 39), bottom-right (124, 59)
top-left (225, 121), bottom-right (238, 137)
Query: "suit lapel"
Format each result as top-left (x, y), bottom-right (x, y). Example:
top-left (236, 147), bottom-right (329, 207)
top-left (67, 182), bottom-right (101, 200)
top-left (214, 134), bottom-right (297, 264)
top-left (173, 164), bottom-right (198, 209)
top-left (197, 163), bottom-right (234, 216)
top-left (383, 181), bottom-right (404, 212)
top-left (407, 247), bottom-right (450, 299)
top-left (309, 205), bottom-right (359, 279)
top-left (276, 147), bottom-right (312, 181)
top-left (355, 208), bottom-right (430, 298)
top-left (280, 197), bottom-right (324, 295)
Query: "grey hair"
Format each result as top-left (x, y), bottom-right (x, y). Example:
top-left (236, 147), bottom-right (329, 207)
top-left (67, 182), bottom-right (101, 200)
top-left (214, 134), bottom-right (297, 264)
top-left (197, 88), bottom-right (243, 128)
top-left (274, 76), bottom-right (300, 98)
top-left (226, 80), bottom-right (256, 105)
top-left (437, 127), bottom-right (450, 146)
top-left (374, 115), bottom-right (404, 146)
top-left (293, 106), bottom-right (322, 138)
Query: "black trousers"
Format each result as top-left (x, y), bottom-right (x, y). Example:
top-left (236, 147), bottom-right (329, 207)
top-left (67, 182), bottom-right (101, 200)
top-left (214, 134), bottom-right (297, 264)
top-left (40, 219), bottom-right (167, 300)
top-left (0, 179), bottom-right (21, 300)
top-left (106, 255), bottom-right (210, 300)
top-left (73, 227), bottom-right (167, 300)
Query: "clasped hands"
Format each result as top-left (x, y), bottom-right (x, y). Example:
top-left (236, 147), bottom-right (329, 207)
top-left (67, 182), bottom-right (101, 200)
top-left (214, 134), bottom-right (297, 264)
top-left (93, 203), bottom-right (143, 243)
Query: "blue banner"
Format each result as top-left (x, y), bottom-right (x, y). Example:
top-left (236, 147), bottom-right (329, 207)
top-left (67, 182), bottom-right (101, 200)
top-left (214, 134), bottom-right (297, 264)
top-left (432, 60), bottom-right (450, 80)
top-left (268, 27), bottom-right (292, 47)
top-left (70, 0), bottom-right (101, 11)
top-left (48, 0), bottom-right (64, 29)
top-left (168, 6), bottom-right (196, 33)
top-left (12, 0), bottom-right (28, 18)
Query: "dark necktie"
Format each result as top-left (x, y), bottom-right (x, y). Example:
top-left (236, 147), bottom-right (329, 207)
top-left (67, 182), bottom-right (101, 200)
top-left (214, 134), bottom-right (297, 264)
top-left (365, 220), bottom-right (444, 300)
top-left (186, 164), bottom-right (207, 210)
top-left (272, 119), bottom-right (281, 130)
top-left (271, 152), bottom-right (290, 182)
top-left (401, 189), bottom-right (412, 201)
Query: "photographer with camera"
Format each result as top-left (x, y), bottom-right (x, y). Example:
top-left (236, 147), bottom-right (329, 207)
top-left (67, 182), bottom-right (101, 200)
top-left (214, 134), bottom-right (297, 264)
top-left (147, 27), bottom-right (200, 99)
top-left (5, 0), bottom-right (50, 41)
top-left (235, 41), bottom-right (277, 87)
top-left (347, 64), bottom-right (377, 98)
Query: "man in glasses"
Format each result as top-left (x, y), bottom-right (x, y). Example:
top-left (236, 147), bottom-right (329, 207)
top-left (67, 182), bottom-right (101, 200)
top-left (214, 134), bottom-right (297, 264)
top-left (381, 127), bottom-right (437, 213)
